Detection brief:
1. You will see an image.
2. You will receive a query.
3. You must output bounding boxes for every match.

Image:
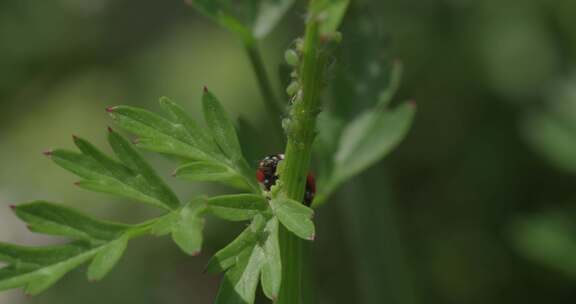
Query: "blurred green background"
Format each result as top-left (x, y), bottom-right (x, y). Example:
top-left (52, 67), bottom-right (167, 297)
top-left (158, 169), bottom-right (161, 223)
top-left (1, 0), bottom-right (576, 303)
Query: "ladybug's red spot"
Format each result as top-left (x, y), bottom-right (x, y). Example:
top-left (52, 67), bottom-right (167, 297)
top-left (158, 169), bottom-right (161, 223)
top-left (256, 169), bottom-right (265, 183)
top-left (306, 173), bottom-right (316, 193)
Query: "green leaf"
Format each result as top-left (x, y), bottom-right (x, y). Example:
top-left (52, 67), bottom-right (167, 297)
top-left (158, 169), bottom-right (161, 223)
top-left (259, 217), bottom-right (281, 300)
top-left (205, 215), bottom-right (265, 274)
top-left (252, 0), bottom-right (295, 38)
top-left (511, 213), bottom-right (576, 277)
top-left (189, 0), bottom-right (295, 41)
top-left (109, 98), bottom-right (259, 193)
top-left (333, 102), bottom-right (416, 186)
top-left (109, 104), bottom-right (213, 161)
top-left (189, 0), bottom-right (254, 43)
top-left (107, 130), bottom-right (180, 209)
top-left (51, 133), bottom-right (180, 210)
top-left (207, 194), bottom-right (268, 222)
top-left (150, 212), bottom-right (179, 237)
top-left (0, 245), bottom-right (98, 294)
top-left (174, 161), bottom-right (251, 191)
top-left (214, 245), bottom-right (264, 304)
top-left (13, 201), bottom-right (131, 242)
top-left (269, 198), bottom-right (315, 240)
top-left (202, 88), bottom-right (244, 163)
top-left (0, 242), bottom-right (89, 268)
top-left (159, 97), bottom-right (216, 153)
top-left (522, 111), bottom-right (576, 175)
top-left (377, 60), bottom-right (403, 108)
top-left (310, 0), bottom-right (350, 35)
top-left (87, 236), bottom-right (128, 281)
top-left (172, 201), bottom-right (207, 256)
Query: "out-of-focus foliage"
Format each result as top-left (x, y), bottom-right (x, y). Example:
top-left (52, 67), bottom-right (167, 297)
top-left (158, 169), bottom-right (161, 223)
top-left (1, 0), bottom-right (576, 303)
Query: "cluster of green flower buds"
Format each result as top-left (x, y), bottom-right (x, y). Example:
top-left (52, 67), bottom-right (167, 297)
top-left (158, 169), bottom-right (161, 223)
top-left (285, 38), bottom-right (304, 104)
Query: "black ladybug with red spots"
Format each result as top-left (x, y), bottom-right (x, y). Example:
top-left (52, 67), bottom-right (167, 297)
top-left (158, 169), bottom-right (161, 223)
top-left (256, 154), bottom-right (316, 206)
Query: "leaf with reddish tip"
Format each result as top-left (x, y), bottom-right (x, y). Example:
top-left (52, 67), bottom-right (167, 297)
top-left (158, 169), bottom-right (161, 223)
top-left (109, 104), bottom-right (213, 161)
top-left (51, 132), bottom-right (180, 210)
top-left (270, 198), bottom-right (315, 241)
top-left (201, 88), bottom-right (244, 163)
top-left (13, 201), bottom-right (131, 242)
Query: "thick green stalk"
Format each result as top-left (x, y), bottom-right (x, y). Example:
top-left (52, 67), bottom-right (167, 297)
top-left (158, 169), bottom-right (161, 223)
top-left (244, 41), bottom-right (285, 139)
top-left (276, 14), bottom-right (326, 304)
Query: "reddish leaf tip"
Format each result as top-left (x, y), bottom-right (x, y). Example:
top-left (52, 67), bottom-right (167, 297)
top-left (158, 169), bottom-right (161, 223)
top-left (26, 225), bottom-right (32, 230)
top-left (42, 149), bottom-right (53, 157)
top-left (72, 134), bottom-right (78, 140)
top-left (408, 100), bottom-right (417, 107)
top-left (307, 234), bottom-right (316, 241)
top-left (105, 106), bottom-right (116, 113)
top-left (107, 126), bottom-right (113, 133)
top-left (192, 251), bottom-right (201, 257)
top-left (9, 204), bottom-right (16, 210)
top-left (73, 181), bottom-right (81, 186)
top-left (203, 85), bottom-right (208, 93)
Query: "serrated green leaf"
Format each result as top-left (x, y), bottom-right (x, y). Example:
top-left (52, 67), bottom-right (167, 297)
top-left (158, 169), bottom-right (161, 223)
top-left (172, 201), bottom-right (206, 256)
top-left (202, 88), bottom-right (244, 163)
top-left (174, 161), bottom-right (251, 191)
top-left (13, 201), bottom-right (130, 242)
top-left (107, 130), bottom-right (180, 209)
top-left (87, 236), bottom-right (128, 281)
top-left (109, 105), bottom-right (212, 161)
top-left (269, 198), bottom-right (315, 240)
top-left (333, 102), bottom-right (416, 186)
top-left (205, 215), bottom-right (265, 274)
top-left (214, 245), bottom-right (264, 304)
top-left (259, 217), bottom-right (281, 300)
top-left (159, 97), bottom-right (216, 153)
top-left (207, 194), bottom-right (268, 222)
top-left (51, 133), bottom-right (179, 211)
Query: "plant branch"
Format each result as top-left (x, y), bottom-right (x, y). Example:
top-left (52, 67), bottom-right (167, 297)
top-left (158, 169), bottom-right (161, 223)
top-left (276, 11), bottom-right (327, 304)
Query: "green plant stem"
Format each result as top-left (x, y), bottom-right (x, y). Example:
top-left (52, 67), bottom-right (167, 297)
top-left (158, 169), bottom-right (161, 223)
top-left (244, 41), bottom-right (285, 139)
top-left (276, 14), bottom-right (326, 304)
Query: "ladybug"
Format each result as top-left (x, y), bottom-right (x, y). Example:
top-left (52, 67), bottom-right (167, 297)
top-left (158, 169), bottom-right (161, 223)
top-left (256, 153), bottom-right (316, 206)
